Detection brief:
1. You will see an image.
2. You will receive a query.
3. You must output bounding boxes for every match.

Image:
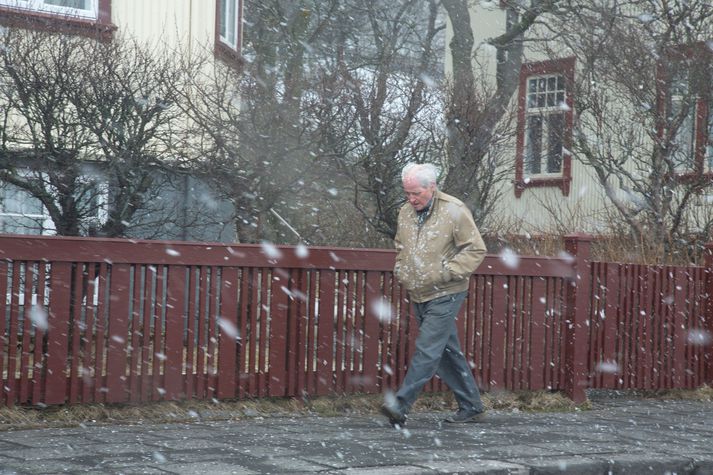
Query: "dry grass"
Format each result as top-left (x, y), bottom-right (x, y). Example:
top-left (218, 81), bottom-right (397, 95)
top-left (1, 387), bottom-right (710, 432)
top-left (634, 384), bottom-right (713, 402)
top-left (0, 390), bottom-right (582, 431)
top-left (486, 232), bottom-right (706, 266)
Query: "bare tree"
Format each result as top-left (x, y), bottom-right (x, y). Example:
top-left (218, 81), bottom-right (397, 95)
top-left (0, 29), bottom-right (195, 238)
top-left (441, 0), bottom-right (561, 227)
top-left (542, 0), bottom-right (713, 258)
top-left (179, 0), bottom-right (343, 244)
top-left (314, 0), bottom-right (446, 238)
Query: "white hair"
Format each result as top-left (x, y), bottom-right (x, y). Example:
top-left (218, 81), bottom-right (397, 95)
top-left (401, 163), bottom-right (438, 188)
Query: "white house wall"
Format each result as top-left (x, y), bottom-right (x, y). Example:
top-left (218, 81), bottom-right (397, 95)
top-left (112, 0), bottom-right (216, 58)
top-left (448, 3), bottom-right (623, 235)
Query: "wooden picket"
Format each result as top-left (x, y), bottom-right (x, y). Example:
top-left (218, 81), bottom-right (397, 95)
top-left (0, 234), bottom-right (710, 407)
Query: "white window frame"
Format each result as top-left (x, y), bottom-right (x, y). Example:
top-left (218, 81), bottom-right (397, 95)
top-left (0, 0), bottom-right (98, 20)
top-left (523, 74), bottom-right (567, 178)
top-left (0, 170), bottom-right (109, 236)
top-left (670, 67), bottom-right (698, 172)
top-left (706, 106), bottom-right (713, 172)
top-left (0, 179), bottom-right (53, 235)
top-left (219, 0), bottom-right (241, 51)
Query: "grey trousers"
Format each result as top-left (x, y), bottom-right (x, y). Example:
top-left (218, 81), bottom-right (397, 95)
top-left (395, 291), bottom-right (483, 414)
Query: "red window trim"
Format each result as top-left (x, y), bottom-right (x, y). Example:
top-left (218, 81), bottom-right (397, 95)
top-left (214, 0), bottom-right (245, 68)
top-left (0, 0), bottom-right (115, 40)
top-left (514, 56), bottom-right (576, 198)
top-left (656, 42), bottom-right (713, 182)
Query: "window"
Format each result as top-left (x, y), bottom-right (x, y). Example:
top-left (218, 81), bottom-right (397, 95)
top-left (0, 0), bottom-right (98, 19)
top-left (0, 171), bottom-right (108, 236)
top-left (217, 0), bottom-right (242, 51)
top-left (661, 43), bottom-right (712, 178)
top-left (215, 0), bottom-right (243, 63)
top-left (0, 182), bottom-right (51, 235)
top-left (706, 106), bottom-right (713, 171)
top-left (514, 57), bottom-right (575, 198)
top-left (0, 0), bottom-right (113, 39)
top-left (525, 75), bottom-right (566, 175)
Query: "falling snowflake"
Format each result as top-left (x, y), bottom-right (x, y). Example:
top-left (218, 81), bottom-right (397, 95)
top-left (29, 305), bottom-right (48, 331)
top-left (295, 243), bottom-right (309, 258)
top-left (370, 297), bottom-right (393, 323)
top-left (499, 248), bottom-right (520, 269)
top-left (260, 241), bottom-right (283, 259)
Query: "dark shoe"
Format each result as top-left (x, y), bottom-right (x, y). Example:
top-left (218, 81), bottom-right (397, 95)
top-left (444, 408), bottom-right (486, 423)
top-left (380, 404), bottom-right (406, 427)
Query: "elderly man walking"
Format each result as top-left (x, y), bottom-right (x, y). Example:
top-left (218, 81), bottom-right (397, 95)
top-left (380, 163), bottom-right (487, 427)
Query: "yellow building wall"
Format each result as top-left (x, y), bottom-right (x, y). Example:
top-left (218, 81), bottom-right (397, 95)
top-left (112, 0), bottom-right (217, 58)
top-left (446, 3), bottom-right (612, 235)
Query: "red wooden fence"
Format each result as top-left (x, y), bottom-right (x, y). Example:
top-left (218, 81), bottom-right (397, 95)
top-left (0, 234), bottom-right (710, 407)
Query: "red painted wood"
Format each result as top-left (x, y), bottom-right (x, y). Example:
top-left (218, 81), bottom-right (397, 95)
top-left (352, 271), bottom-right (366, 393)
top-left (268, 268), bottom-right (289, 397)
top-left (602, 262), bottom-right (620, 389)
top-left (6, 262), bottom-right (22, 406)
top-left (32, 263), bottom-right (47, 404)
top-left (105, 263), bottom-right (131, 403)
top-left (93, 263), bottom-right (109, 403)
top-left (672, 268), bottom-right (687, 388)
top-left (316, 270), bottom-right (335, 395)
top-left (19, 262), bottom-right (36, 404)
top-left (256, 269), bottom-right (269, 397)
top-left (195, 266), bottom-right (209, 399)
top-left (0, 261), bottom-right (8, 406)
top-left (217, 267), bottom-right (239, 399)
top-left (706, 247), bottom-right (713, 385)
top-left (237, 268), bottom-right (251, 398)
top-left (529, 277), bottom-right (546, 390)
top-left (140, 265), bottom-right (155, 402)
top-left (624, 264), bottom-right (637, 389)
top-left (563, 235), bottom-right (592, 403)
top-left (284, 269), bottom-right (301, 396)
top-left (45, 262), bottom-right (73, 405)
top-left (362, 271), bottom-right (381, 393)
top-left (473, 276), bottom-right (488, 391)
top-left (0, 234), bottom-right (711, 406)
top-left (489, 276), bottom-right (507, 390)
top-left (68, 264), bottom-right (84, 404)
top-left (164, 265), bottom-right (186, 400)
top-left (342, 271), bottom-right (356, 393)
top-left (151, 266), bottom-right (166, 401)
top-left (646, 267), bottom-right (661, 389)
top-left (184, 266), bottom-right (197, 399)
top-left (207, 267), bottom-right (220, 398)
top-left (128, 264), bottom-right (143, 403)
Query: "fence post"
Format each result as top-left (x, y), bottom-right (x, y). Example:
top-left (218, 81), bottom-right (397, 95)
top-left (563, 233), bottom-right (594, 403)
top-left (705, 243), bottom-right (713, 386)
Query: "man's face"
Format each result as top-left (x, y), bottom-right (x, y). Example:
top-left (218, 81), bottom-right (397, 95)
top-left (402, 175), bottom-right (435, 211)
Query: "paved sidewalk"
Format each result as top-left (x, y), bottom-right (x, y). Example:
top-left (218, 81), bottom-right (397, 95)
top-left (0, 396), bottom-right (712, 474)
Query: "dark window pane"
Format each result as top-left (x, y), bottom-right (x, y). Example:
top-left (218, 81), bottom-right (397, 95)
top-left (528, 93), bottom-right (537, 108)
top-left (220, 0), bottom-right (228, 37)
top-left (528, 79), bottom-right (537, 93)
top-left (526, 116), bottom-right (543, 174)
top-left (557, 76), bottom-right (565, 90)
top-left (547, 113), bottom-right (564, 173)
top-left (557, 92), bottom-right (565, 105)
top-left (537, 93), bottom-right (546, 107)
top-left (547, 92), bottom-right (555, 107)
top-left (547, 76), bottom-right (557, 91)
top-left (538, 78), bottom-right (547, 92)
top-left (45, 0), bottom-right (89, 9)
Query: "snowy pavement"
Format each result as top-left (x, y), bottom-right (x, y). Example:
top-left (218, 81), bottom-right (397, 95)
top-left (0, 397), bottom-right (712, 474)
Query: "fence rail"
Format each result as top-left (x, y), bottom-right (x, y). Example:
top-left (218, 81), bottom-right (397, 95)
top-left (0, 234), bottom-right (711, 407)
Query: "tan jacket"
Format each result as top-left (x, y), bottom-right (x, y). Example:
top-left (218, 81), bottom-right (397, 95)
top-left (394, 190), bottom-right (486, 303)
